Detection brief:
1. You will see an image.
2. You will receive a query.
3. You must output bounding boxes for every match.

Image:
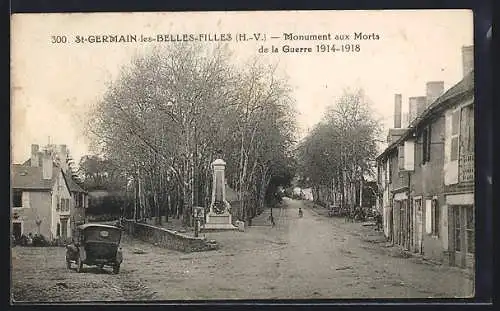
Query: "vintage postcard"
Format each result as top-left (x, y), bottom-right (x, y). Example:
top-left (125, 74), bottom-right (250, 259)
top-left (11, 10), bottom-right (476, 302)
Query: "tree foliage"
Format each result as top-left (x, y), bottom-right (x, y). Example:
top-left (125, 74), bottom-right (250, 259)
top-left (297, 88), bottom-right (381, 207)
top-left (85, 43), bottom-right (296, 226)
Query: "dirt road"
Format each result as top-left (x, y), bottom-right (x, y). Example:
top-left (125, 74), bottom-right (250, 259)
top-left (11, 198), bottom-right (474, 302)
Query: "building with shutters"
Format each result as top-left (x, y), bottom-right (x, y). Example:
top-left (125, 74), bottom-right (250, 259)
top-left (11, 144), bottom-right (88, 242)
top-left (376, 45), bottom-right (474, 269)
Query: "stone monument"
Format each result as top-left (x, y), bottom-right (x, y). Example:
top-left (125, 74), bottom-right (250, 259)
top-left (203, 158), bottom-right (237, 230)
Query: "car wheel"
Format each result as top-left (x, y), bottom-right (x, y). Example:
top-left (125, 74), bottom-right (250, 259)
top-left (66, 256), bottom-right (71, 269)
top-left (76, 257), bottom-right (83, 273)
top-left (113, 264), bottom-right (120, 274)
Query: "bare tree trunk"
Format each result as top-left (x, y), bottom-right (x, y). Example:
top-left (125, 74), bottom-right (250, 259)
top-left (359, 175), bottom-right (363, 208)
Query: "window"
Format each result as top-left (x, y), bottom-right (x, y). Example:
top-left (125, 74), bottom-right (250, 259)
top-left (13, 190), bottom-right (22, 207)
top-left (422, 126), bottom-right (431, 164)
top-left (414, 198), bottom-right (422, 212)
top-left (60, 198), bottom-right (70, 212)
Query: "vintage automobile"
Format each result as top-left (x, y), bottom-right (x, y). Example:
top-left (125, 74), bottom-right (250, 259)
top-left (65, 223), bottom-right (123, 274)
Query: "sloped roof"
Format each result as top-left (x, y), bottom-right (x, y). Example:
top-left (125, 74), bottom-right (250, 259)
top-left (64, 172), bottom-right (87, 193)
top-left (12, 164), bottom-right (60, 190)
top-left (377, 71), bottom-right (474, 161)
top-left (22, 158), bottom-right (86, 193)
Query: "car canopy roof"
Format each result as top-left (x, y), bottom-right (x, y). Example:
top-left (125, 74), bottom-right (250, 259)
top-left (77, 223), bottom-right (120, 231)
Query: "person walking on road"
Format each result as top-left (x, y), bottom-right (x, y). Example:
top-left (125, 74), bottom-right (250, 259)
top-left (268, 215), bottom-right (276, 227)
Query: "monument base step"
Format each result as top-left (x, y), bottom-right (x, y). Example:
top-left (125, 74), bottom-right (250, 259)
top-left (201, 223), bottom-right (238, 232)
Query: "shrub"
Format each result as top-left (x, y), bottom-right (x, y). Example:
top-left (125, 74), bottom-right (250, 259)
top-left (17, 234), bottom-right (28, 246)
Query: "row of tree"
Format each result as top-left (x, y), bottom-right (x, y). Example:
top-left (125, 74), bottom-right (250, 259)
top-left (296, 89), bottom-right (381, 208)
top-left (85, 43), bottom-right (296, 226)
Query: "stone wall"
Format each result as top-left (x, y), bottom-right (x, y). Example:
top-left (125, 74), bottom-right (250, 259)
top-left (122, 219), bottom-right (217, 253)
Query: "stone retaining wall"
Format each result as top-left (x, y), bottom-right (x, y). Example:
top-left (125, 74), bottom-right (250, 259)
top-left (122, 219), bottom-right (217, 253)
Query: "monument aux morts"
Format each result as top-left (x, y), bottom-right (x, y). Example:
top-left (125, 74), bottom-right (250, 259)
top-left (202, 158), bottom-right (238, 231)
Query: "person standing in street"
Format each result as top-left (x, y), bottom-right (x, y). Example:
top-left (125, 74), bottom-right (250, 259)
top-left (269, 214), bottom-right (275, 227)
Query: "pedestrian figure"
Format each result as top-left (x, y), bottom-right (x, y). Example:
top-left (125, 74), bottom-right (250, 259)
top-left (27, 233), bottom-right (33, 246)
top-left (268, 215), bottom-right (275, 227)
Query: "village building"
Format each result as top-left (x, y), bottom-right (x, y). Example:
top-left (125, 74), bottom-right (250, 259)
top-left (12, 144), bottom-right (88, 242)
top-left (376, 45), bottom-right (474, 269)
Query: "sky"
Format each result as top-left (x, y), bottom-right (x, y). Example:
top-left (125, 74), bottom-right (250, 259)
top-left (11, 10), bottom-right (473, 165)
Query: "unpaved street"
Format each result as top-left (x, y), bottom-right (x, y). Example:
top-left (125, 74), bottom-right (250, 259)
top-left (11, 198), bottom-right (474, 302)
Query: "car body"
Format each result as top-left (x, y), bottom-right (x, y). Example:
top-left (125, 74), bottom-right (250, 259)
top-left (65, 223), bottom-right (123, 274)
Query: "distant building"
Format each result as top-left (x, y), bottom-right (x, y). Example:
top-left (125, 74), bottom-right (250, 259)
top-left (12, 144), bottom-right (88, 242)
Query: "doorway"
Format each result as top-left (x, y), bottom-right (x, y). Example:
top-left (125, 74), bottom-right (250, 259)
top-left (452, 205), bottom-right (474, 268)
top-left (414, 198), bottom-right (423, 253)
top-left (60, 218), bottom-right (68, 240)
top-left (13, 222), bottom-right (22, 239)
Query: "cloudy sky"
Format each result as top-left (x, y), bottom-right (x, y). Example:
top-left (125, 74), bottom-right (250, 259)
top-left (11, 10), bottom-right (473, 165)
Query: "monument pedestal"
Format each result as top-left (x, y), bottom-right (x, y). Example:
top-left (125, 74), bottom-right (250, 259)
top-left (203, 213), bottom-right (237, 230)
top-left (202, 202), bottom-right (237, 231)
top-left (202, 158), bottom-right (238, 231)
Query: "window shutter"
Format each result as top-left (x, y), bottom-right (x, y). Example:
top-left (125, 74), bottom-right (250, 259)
top-left (444, 111), bottom-right (452, 164)
top-left (387, 160), bottom-right (391, 183)
top-left (450, 109), bottom-right (460, 162)
top-left (22, 192), bottom-right (30, 208)
top-left (404, 140), bottom-right (415, 171)
top-left (398, 145), bottom-right (405, 171)
top-left (425, 199), bottom-right (432, 234)
top-left (444, 110), bottom-right (459, 185)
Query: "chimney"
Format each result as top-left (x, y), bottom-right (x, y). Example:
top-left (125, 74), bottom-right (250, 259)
top-left (426, 81), bottom-right (444, 107)
top-left (31, 144), bottom-right (39, 167)
top-left (393, 94), bottom-right (402, 128)
top-left (59, 144), bottom-right (69, 173)
top-left (402, 112), bottom-right (409, 128)
top-left (416, 96), bottom-right (427, 116)
top-left (408, 97), bottom-right (418, 124)
top-left (42, 152), bottom-right (53, 180)
top-left (462, 45), bottom-right (474, 77)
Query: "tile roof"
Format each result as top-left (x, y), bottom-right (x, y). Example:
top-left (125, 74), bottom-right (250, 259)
top-left (21, 158), bottom-right (87, 193)
top-left (64, 172), bottom-right (87, 193)
top-left (11, 164), bottom-right (59, 190)
top-left (377, 71), bottom-right (474, 161)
